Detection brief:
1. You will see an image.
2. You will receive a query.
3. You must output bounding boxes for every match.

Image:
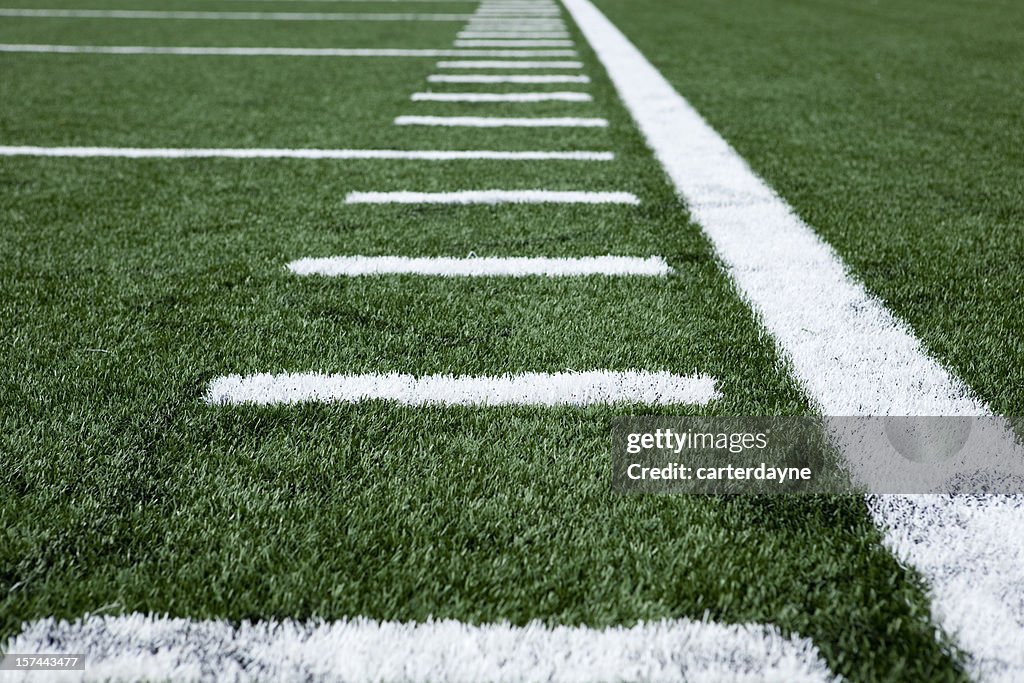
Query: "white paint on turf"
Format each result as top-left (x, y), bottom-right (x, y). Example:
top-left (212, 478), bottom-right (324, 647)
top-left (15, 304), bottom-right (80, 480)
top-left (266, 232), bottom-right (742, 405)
top-left (205, 371), bottom-right (719, 406)
top-left (0, 44), bottom-right (572, 57)
top-left (3, 615), bottom-right (838, 683)
top-left (561, 0), bottom-right (1024, 678)
top-left (453, 40), bottom-right (574, 47)
top-left (287, 255), bottom-right (671, 277)
top-left (410, 92), bottom-right (591, 102)
top-left (428, 74), bottom-right (589, 83)
top-left (344, 190), bottom-right (639, 204)
top-left (436, 60), bottom-right (582, 68)
top-left (394, 116), bottom-right (606, 127)
top-left (0, 8), bottom-right (473, 20)
top-left (457, 32), bottom-right (571, 38)
top-left (0, 146), bottom-right (613, 161)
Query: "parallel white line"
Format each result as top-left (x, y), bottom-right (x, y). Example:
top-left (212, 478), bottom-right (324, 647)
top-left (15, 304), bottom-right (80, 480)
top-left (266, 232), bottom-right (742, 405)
top-left (0, 8), bottom-right (473, 20)
top-left (206, 371), bottom-right (719, 406)
top-left (564, 0), bottom-right (1024, 679)
top-left (455, 40), bottom-right (574, 47)
top-left (437, 60), bottom-right (583, 69)
top-left (0, 146), bottom-right (614, 161)
top-left (0, 44), bottom-right (575, 57)
top-left (458, 32), bottom-right (571, 38)
top-left (288, 255), bottom-right (670, 277)
top-left (345, 190), bottom-right (639, 204)
top-left (395, 115), bottom-right (606, 127)
top-left (428, 74), bottom-right (590, 83)
top-left (410, 92), bottom-right (591, 102)
top-left (4, 615), bottom-right (837, 682)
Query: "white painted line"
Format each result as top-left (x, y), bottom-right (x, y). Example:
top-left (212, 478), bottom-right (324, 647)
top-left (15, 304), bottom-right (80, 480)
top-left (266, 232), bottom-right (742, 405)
top-left (394, 115), bottom-right (606, 127)
top-left (0, 8), bottom-right (472, 20)
top-left (0, 146), bottom-right (614, 161)
top-left (454, 40), bottom-right (574, 47)
top-left (411, 91), bottom-right (591, 102)
top-left (206, 371), bottom-right (718, 406)
top-left (458, 32), bottom-right (571, 38)
top-left (288, 255), bottom-right (671, 277)
top-left (5, 615), bottom-right (837, 683)
top-left (562, 0), bottom-right (1024, 679)
top-left (428, 74), bottom-right (590, 83)
top-left (345, 190), bottom-right (638, 204)
top-left (437, 60), bottom-right (583, 69)
top-left (0, 44), bottom-right (572, 57)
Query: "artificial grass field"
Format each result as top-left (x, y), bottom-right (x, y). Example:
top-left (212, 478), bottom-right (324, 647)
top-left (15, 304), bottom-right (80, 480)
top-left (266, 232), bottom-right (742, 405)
top-left (2, 0), bottom-right (1021, 680)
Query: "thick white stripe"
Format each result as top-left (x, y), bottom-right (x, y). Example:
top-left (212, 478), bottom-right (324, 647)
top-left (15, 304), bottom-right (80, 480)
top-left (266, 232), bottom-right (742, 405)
top-left (563, 0), bottom-right (1024, 679)
top-left (0, 8), bottom-right (471, 20)
top-left (0, 44), bottom-right (571, 57)
top-left (0, 146), bottom-right (613, 161)
top-left (454, 40), bottom-right (574, 47)
top-left (5, 615), bottom-right (836, 683)
top-left (410, 92), bottom-right (591, 102)
top-left (345, 190), bottom-right (639, 204)
top-left (287, 255), bottom-right (671, 277)
top-left (394, 115), bottom-right (606, 127)
top-left (428, 74), bottom-right (590, 83)
top-left (206, 371), bottom-right (719, 406)
top-left (436, 60), bottom-right (583, 69)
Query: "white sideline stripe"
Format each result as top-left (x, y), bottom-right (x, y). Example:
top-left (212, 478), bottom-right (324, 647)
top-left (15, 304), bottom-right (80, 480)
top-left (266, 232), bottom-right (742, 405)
top-left (4, 615), bottom-right (837, 683)
top-left (287, 255), bottom-right (671, 277)
top-left (562, 0), bottom-right (1024, 680)
top-left (454, 40), bottom-right (574, 47)
top-left (458, 32), bottom-right (570, 38)
top-left (0, 8), bottom-right (473, 20)
top-left (410, 92), bottom-right (591, 102)
top-left (428, 74), bottom-right (590, 83)
top-left (394, 115), bottom-right (606, 127)
top-left (345, 190), bottom-right (639, 204)
top-left (0, 146), bottom-right (614, 161)
top-left (437, 60), bottom-right (583, 69)
top-left (205, 371), bottom-right (719, 406)
top-left (0, 44), bottom-right (573, 57)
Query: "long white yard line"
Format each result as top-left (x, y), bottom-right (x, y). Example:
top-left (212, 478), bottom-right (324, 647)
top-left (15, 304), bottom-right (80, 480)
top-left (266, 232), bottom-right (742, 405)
top-left (394, 115), bottom-right (606, 127)
top-left (428, 74), bottom-right (590, 83)
top-left (0, 44), bottom-right (573, 57)
top-left (454, 40), bottom-right (574, 47)
top-left (345, 190), bottom-right (639, 204)
top-left (562, 0), bottom-right (1024, 680)
top-left (3, 615), bottom-right (838, 683)
top-left (436, 60), bottom-right (583, 68)
top-left (410, 92), bottom-right (591, 102)
top-left (206, 371), bottom-right (719, 406)
top-left (0, 8), bottom-right (474, 20)
top-left (287, 255), bottom-right (671, 277)
top-left (458, 32), bottom-right (571, 38)
top-left (0, 146), bottom-right (614, 161)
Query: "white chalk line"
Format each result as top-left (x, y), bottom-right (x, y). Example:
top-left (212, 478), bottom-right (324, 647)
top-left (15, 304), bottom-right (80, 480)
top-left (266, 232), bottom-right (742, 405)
top-left (0, 44), bottom-right (572, 57)
top-left (345, 190), bottom-right (639, 205)
top-left (428, 74), bottom-right (590, 83)
top-left (0, 8), bottom-right (473, 21)
top-left (457, 32), bottom-right (571, 38)
top-left (436, 60), bottom-right (583, 69)
top-left (3, 615), bottom-right (837, 683)
top-left (394, 115), bottom-right (607, 127)
top-left (0, 146), bottom-right (614, 161)
top-left (562, 0), bottom-right (1024, 680)
top-left (410, 92), bottom-right (591, 102)
top-left (205, 371), bottom-right (719, 407)
top-left (287, 255), bottom-right (671, 277)
top-left (454, 39), bottom-right (574, 47)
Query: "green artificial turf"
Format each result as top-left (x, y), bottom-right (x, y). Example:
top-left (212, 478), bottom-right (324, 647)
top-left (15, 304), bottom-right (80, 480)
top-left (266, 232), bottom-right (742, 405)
top-left (0, 1), bottom-right (1003, 680)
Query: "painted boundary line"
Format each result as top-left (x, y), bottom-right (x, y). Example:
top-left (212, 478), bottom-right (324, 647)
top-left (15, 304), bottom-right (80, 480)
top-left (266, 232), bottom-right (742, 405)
top-left (3, 615), bottom-right (838, 683)
top-left (344, 190), bottom-right (639, 204)
top-left (436, 60), bottom-right (583, 68)
top-left (205, 371), bottom-right (719, 406)
top-left (287, 255), bottom-right (671, 277)
top-left (427, 74), bottom-right (590, 83)
top-left (0, 8), bottom-right (473, 20)
top-left (410, 92), bottom-right (591, 102)
top-left (0, 44), bottom-right (576, 57)
top-left (560, 0), bottom-right (1024, 679)
top-left (394, 115), bottom-right (606, 127)
top-left (0, 146), bottom-right (613, 161)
